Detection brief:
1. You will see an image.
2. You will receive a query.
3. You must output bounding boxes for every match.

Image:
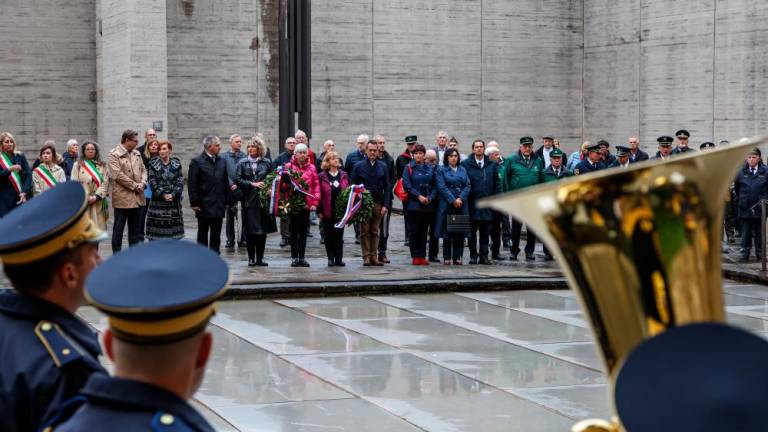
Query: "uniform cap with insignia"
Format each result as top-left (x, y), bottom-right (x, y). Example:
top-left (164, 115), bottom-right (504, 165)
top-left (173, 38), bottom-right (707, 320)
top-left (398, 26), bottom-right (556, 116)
top-left (615, 145), bottom-right (631, 157)
top-left (549, 148), bottom-right (565, 158)
top-left (542, 134), bottom-right (554, 140)
top-left (675, 129), bottom-right (690, 139)
top-left (86, 240), bottom-right (229, 343)
top-left (586, 143), bottom-right (602, 153)
top-left (0, 182), bottom-right (106, 265)
top-left (520, 136), bottom-right (534, 145)
top-left (404, 135), bottom-right (418, 144)
top-left (700, 142), bottom-right (716, 150)
top-left (657, 136), bottom-right (674, 146)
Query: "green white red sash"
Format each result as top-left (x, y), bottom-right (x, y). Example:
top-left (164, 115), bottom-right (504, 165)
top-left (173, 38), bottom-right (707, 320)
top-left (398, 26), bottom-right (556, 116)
top-left (81, 160), bottom-right (104, 187)
top-left (0, 153), bottom-right (22, 194)
top-left (34, 165), bottom-right (58, 188)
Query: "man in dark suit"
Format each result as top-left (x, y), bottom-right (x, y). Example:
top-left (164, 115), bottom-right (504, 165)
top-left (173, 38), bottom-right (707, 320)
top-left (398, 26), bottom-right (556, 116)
top-left (627, 136), bottom-right (649, 163)
top-left (188, 135), bottom-right (230, 254)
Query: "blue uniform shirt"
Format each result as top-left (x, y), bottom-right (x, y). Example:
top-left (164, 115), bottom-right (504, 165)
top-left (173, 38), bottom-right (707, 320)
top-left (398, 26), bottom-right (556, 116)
top-left (0, 291), bottom-right (106, 432)
top-left (48, 375), bottom-right (215, 432)
top-left (574, 159), bottom-right (606, 175)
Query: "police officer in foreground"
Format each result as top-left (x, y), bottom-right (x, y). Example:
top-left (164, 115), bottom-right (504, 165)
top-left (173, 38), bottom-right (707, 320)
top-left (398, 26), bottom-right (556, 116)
top-left (0, 182), bottom-right (107, 432)
top-left (44, 240), bottom-right (227, 431)
top-left (574, 143), bottom-right (605, 175)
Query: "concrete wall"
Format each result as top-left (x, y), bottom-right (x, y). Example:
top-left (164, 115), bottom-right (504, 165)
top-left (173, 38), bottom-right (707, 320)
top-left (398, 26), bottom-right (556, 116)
top-left (0, 0), bottom-right (97, 155)
top-left (165, 0), bottom-right (280, 161)
top-left (584, 0), bottom-right (768, 153)
top-left (312, 0), bottom-right (584, 158)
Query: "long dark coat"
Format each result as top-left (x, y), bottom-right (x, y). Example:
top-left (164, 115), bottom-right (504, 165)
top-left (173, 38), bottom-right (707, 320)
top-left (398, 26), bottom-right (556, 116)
top-left (188, 152), bottom-right (229, 219)
top-left (235, 158), bottom-right (277, 235)
top-left (735, 164), bottom-right (768, 220)
top-left (0, 152), bottom-right (32, 217)
top-left (460, 156), bottom-right (499, 221)
top-left (434, 165), bottom-right (471, 239)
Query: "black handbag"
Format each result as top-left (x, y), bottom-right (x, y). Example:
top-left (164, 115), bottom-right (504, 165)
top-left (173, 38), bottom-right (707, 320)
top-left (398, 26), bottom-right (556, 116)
top-left (446, 214), bottom-right (470, 234)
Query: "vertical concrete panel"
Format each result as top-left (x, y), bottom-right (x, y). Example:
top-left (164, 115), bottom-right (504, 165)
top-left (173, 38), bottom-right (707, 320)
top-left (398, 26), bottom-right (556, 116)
top-left (639, 0), bottom-right (715, 146)
top-left (482, 0), bottom-right (583, 154)
top-left (166, 0), bottom-right (277, 161)
top-left (0, 0), bottom-right (96, 153)
top-left (372, 0), bottom-right (481, 154)
top-left (310, 0), bottom-right (373, 157)
top-left (583, 0), bottom-right (641, 148)
top-left (714, 0), bottom-right (768, 142)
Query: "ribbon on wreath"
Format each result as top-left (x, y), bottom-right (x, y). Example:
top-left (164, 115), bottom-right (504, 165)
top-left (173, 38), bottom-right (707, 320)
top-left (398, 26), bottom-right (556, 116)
top-left (335, 184), bottom-right (366, 228)
top-left (269, 166), bottom-right (317, 216)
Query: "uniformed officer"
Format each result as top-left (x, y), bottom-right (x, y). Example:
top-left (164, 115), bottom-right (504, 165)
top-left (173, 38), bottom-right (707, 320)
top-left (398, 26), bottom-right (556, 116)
top-left (574, 143), bottom-right (605, 175)
top-left (700, 141), bottom-right (716, 151)
top-left (672, 129), bottom-right (694, 154)
top-left (501, 136), bottom-right (543, 261)
top-left (44, 240), bottom-right (228, 432)
top-left (609, 145), bottom-right (632, 169)
top-left (541, 148), bottom-right (571, 260)
top-left (0, 181), bottom-right (107, 432)
top-left (653, 136), bottom-right (675, 160)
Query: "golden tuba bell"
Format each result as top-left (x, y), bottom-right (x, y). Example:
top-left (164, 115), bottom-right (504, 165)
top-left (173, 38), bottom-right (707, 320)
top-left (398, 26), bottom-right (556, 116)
top-left (479, 138), bottom-right (762, 432)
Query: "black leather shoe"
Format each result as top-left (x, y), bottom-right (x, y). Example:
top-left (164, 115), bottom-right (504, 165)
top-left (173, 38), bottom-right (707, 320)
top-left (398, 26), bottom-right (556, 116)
top-left (328, 259), bottom-right (335, 267)
top-left (280, 238), bottom-right (288, 247)
top-left (320, 238), bottom-right (325, 245)
top-left (335, 261), bottom-right (346, 267)
top-left (256, 260), bottom-right (268, 267)
top-left (248, 259), bottom-right (257, 267)
top-left (225, 241), bottom-right (235, 249)
top-left (543, 254), bottom-right (554, 261)
top-left (429, 257), bottom-right (440, 263)
top-left (299, 259), bottom-right (311, 267)
top-left (525, 253), bottom-right (535, 261)
top-left (509, 251), bottom-right (519, 261)
top-left (492, 254), bottom-right (504, 261)
top-left (479, 257), bottom-right (492, 265)
top-left (291, 259), bottom-right (299, 267)
top-left (469, 257), bottom-right (478, 265)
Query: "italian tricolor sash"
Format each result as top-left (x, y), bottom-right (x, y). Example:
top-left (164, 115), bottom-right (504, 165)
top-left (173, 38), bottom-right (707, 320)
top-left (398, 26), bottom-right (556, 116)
top-left (0, 153), bottom-right (22, 194)
top-left (34, 165), bottom-right (58, 188)
top-left (81, 160), bottom-right (104, 187)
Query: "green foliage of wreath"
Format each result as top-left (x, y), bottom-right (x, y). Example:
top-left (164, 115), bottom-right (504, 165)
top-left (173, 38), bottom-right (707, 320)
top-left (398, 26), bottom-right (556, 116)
top-left (334, 186), bottom-right (374, 225)
top-left (259, 170), bottom-right (308, 219)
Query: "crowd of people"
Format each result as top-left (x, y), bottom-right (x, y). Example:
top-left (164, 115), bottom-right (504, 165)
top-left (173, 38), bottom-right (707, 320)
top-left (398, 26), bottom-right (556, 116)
top-left (0, 128), bottom-right (759, 266)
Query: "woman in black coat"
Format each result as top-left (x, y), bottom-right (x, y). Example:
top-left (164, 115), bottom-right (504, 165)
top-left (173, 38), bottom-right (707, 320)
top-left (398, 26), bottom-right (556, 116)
top-left (235, 138), bottom-right (277, 266)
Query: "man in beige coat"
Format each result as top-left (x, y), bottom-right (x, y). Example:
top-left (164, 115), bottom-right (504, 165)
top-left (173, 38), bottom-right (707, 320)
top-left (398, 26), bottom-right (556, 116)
top-left (109, 129), bottom-right (147, 253)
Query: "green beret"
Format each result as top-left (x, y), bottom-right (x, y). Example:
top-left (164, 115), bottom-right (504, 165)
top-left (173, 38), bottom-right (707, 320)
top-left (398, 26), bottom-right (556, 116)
top-left (405, 135), bottom-right (418, 144)
top-left (520, 136), bottom-right (534, 145)
top-left (549, 148), bottom-right (565, 158)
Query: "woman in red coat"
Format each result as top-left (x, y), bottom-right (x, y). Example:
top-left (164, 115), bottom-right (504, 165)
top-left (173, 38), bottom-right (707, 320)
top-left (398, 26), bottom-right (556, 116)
top-left (284, 143), bottom-right (320, 267)
top-left (318, 151), bottom-right (350, 267)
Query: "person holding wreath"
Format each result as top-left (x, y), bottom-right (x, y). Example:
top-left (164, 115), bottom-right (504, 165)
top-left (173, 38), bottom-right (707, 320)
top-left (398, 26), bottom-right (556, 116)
top-left (435, 148), bottom-right (471, 265)
top-left (235, 137), bottom-right (276, 266)
top-left (318, 151), bottom-right (350, 267)
top-left (284, 143), bottom-right (320, 267)
top-left (71, 141), bottom-right (110, 230)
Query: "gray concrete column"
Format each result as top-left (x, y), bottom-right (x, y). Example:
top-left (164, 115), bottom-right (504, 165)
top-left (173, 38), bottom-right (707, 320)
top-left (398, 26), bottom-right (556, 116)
top-left (97, 0), bottom-right (168, 147)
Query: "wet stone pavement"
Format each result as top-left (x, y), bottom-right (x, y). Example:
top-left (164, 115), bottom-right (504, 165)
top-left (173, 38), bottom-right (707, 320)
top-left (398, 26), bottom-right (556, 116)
top-left (75, 282), bottom-right (768, 431)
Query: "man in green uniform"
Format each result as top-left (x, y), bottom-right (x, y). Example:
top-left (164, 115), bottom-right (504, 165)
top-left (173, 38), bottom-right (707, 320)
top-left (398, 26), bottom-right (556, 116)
top-left (501, 136), bottom-right (544, 260)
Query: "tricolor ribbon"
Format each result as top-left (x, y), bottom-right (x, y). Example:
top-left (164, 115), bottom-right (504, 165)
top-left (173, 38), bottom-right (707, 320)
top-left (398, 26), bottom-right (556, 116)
top-left (34, 165), bottom-right (59, 189)
top-left (0, 152), bottom-right (23, 195)
top-left (269, 166), bottom-right (317, 216)
top-left (81, 159), bottom-right (104, 188)
top-left (335, 184), bottom-right (366, 228)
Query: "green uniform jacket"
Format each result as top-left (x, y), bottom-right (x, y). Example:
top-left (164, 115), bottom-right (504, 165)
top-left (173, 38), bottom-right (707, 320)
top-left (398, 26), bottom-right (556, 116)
top-left (502, 153), bottom-right (544, 192)
top-left (542, 165), bottom-right (573, 183)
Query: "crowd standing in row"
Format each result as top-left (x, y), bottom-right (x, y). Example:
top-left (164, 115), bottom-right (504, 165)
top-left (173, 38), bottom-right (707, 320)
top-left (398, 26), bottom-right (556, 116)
top-left (0, 128), bottom-right (756, 267)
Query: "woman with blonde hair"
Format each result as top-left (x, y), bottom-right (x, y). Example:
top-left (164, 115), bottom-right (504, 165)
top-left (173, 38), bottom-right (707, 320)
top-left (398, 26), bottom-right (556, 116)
top-left (318, 150), bottom-right (350, 266)
top-left (0, 132), bottom-right (32, 216)
top-left (235, 136), bottom-right (276, 266)
top-left (71, 140), bottom-right (110, 230)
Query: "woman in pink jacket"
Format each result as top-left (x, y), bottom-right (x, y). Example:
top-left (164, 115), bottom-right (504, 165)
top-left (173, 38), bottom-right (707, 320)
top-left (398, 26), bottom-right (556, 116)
top-left (284, 143), bottom-right (320, 267)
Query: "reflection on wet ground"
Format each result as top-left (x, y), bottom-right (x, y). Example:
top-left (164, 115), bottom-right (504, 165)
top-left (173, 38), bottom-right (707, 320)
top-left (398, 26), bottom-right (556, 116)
top-left (76, 283), bottom-right (768, 431)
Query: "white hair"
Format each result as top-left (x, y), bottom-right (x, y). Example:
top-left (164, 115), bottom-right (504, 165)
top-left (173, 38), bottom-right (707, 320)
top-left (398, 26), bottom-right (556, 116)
top-left (294, 143), bottom-right (308, 153)
top-left (295, 129), bottom-right (307, 138)
top-left (229, 134), bottom-right (241, 143)
top-left (66, 139), bottom-right (78, 149)
top-left (425, 149), bottom-right (437, 158)
top-left (356, 134), bottom-right (369, 143)
top-left (485, 146), bottom-right (500, 156)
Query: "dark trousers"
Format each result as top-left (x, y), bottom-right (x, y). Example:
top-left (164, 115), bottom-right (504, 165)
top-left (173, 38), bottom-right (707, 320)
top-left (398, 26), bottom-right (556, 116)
top-left (379, 210), bottom-right (391, 256)
top-left (353, 223), bottom-right (361, 240)
top-left (511, 218), bottom-right (537, 255)
top-left (491, 212), bottom-right (504, 257)
top-left (137, 204), bottom-right (148, 238)
top-left (280, 217), bottom-right (290, 242)
top-left (468, 220), bottom-right (491, 259)
top-left (226, 203), bottom-right (246, 246)
top-left (408, 211), bottom-right (432, 258)
top-left (403, 211), bottom-right (411, 242)
top-left (112, 207), bottom-right (144, 253)
top-left (246, 234), bottom-right (267, 262)
top-left (740, 218), bottom-right (762, 258)
top-left (289, 210), bottom-right (310, 259)
top-left (322, 218), bottom-right (345, 263)
top-left (443, 234), bottom-right (465, 261)
top-left (197, 217), bottom-right (223, 254)
top-left (428, 218), bottom-right (439, 260)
